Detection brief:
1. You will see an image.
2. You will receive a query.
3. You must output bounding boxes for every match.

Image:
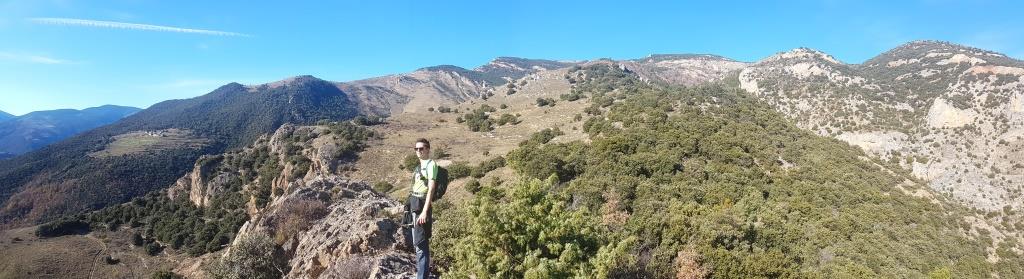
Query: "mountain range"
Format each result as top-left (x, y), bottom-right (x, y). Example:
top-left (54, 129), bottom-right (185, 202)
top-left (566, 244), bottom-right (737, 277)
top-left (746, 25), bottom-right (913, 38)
top-left (0, 56), bottom-right (582, 227)
top-left (4, 40), bottom-right (1020, 228)
top-left (0, 40), bottom-right (1022, 278)
top-left (0, 110), bottom-right (13, 122)
top-left (0, 105), bottom-right (140, 159)
top-left (0, 79), bottom-right (360, 227)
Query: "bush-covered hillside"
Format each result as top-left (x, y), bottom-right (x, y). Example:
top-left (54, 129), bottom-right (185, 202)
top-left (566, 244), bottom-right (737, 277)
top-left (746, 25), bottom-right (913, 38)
top-left (432, 64), bottom-right (1024, 278)
top-left (35, 122), bottom-right (374, 257)
top-left (0, 76), bottom-right (360, 227)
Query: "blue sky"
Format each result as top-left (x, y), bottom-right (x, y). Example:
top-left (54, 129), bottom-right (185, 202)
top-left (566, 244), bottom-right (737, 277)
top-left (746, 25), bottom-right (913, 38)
top-left (1, 0), bottom-right (1022, 115)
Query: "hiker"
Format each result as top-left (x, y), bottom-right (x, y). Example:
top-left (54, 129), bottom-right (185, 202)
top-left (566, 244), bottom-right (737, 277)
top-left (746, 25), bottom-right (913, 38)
top-left (408, 138), bottom-right (437, 279)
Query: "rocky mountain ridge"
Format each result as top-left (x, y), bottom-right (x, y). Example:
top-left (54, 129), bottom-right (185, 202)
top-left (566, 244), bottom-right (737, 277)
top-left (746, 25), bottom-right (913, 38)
top-left (735, 40), bottom-right (1024, 212)
top-left (0, 105), bottom-right (140, 156)
top-left (0, 110), bottom-right (13, 122)
top-left (622, 53), bottom-right (749, 85)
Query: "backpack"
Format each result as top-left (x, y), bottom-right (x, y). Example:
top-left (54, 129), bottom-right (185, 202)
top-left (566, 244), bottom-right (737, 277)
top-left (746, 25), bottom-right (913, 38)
top-left (415, 160), bottom-right (448, 201)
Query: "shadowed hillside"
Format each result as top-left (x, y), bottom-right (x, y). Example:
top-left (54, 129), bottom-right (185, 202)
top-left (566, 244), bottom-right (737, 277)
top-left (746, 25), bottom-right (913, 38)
top-left (0, 76), bottom-right (359, 228)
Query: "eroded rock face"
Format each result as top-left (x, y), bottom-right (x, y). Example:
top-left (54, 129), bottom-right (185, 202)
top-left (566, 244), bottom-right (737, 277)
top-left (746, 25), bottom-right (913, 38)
top-left (168, 155), bottom-right (227, 207)
top-left (229, 175), bottom-right (414, 279)
top-left (1009, 93), bottom-right (1024, 114)
top-left (926, 98), bottom-right (977, 128)
top-left (169, 124), bottom-right (354, 209)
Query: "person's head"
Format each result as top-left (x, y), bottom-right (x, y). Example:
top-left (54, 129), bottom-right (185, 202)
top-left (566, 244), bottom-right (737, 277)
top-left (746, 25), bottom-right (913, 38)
top-left (414, 138), bottom-right (431, 160)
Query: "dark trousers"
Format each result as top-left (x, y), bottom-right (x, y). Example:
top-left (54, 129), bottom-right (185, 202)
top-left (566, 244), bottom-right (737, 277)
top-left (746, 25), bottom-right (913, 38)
top-left (412, 211), bottom-right (431, 279)
top-left (407, 196), bottom-right (431, 279)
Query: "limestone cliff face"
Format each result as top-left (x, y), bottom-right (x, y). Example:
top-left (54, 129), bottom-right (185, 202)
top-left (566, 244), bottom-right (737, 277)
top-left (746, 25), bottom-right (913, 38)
top-left (736, 41), bottom-right (1024, 212)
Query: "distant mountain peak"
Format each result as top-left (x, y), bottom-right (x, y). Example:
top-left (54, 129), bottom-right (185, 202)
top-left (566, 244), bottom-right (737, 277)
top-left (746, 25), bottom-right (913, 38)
top-left (415, 58), bottom-right (572, 87)
top-left (417, 64), bottom-right (473, 73)
top-left (488, 56), bottom-right (532, 64)
top-left (18, 105), bottom-right (141, 118)
top-left (480, 58), bottom-right (530, 72)
top-left (862, 40), bottom-right (1016, 69)
top-left (246, 75), bottom-right (331, 91)
top-left (898, 40), bottom-right (989, 52)
top-left (638, 53), bottom-right (739, 63)
top-left (476, 57), bottom-right (571, 72)
top-left (84, 104), bottom-right (141, 112)
top-left (0, 105), bottom-right (141, 157)
top-left (0, 110), bottom-right (13, 122)
top-left (760, 47), bottom-right (843, 65)
top-left (897, 40), bottom-right (1003, 56)
top-left (414, 65), bottom-right (503, 85)
top-left (273, 75), bottom-right (326, 84)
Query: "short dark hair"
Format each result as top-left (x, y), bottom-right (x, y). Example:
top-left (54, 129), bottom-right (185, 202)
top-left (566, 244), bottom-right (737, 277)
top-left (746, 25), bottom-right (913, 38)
top-left (415, 138), bottom-right (430, 148)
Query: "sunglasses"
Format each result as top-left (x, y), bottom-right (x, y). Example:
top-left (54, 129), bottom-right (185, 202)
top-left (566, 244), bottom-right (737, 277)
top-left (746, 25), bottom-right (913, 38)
top-left (414, 147), bottom-right (428, 151)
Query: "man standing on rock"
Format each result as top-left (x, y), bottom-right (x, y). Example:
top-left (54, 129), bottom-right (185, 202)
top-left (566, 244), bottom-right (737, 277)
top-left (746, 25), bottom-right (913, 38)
top-left (409, 138), bottom-right (437, 279)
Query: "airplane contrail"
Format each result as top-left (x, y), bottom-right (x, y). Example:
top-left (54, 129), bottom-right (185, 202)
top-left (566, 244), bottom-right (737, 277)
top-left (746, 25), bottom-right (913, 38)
top-left (29, 17), bottom-right (251, 37)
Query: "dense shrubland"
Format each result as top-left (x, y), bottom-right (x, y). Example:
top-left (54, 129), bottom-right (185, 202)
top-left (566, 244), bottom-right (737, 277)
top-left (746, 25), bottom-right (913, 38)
top-left (432, 64), bottom-right (1023, 278)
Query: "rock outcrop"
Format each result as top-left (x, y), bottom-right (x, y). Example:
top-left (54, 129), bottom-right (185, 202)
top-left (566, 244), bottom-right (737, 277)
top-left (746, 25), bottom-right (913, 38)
top-left (232, 176), bottom-right (414, 279)
top-left (168, 123), bottom-right (415, 278)
top-left (167, 155), bottom-right (228, 207)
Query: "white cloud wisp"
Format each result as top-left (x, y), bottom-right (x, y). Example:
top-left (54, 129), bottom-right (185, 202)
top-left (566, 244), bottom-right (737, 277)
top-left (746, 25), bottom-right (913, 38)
top-left (30, 17), bottom-right (251, 37)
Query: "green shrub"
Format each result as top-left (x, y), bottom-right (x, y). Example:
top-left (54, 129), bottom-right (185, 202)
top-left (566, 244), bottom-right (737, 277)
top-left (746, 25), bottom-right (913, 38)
top-left (433, 146), bottom-right (451, 159)
top-left (151, 270), bottom-right (184, 279)
top-left (436, 178), bottom-right (630, 278)
top-left (462, 105), bottom-right (497, 132)
top-left (496, 114), bottom-right (520, 126)
top-left (145, 242), bottom-right (163, 256)
top-left (470, 167), bottom-right (486, 179)
top-left (520, 128), bottom-right (563, 146)
top-left (131, 232), bottom-right (144, 246)
top-left (35, 218), bottom-right (90, 237)
top-left (476, 156), bottom-right (506, 174)
top-left (206, 231), bottom-right (283, 279)
top-left (464, 179), bottom-right (481, 194)
top-left (401, 154), bottom-right (419, 171)
top-left (373, 181), bottom-right (394, 193)
top-left (448, 162), bottom-right (472, 180)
